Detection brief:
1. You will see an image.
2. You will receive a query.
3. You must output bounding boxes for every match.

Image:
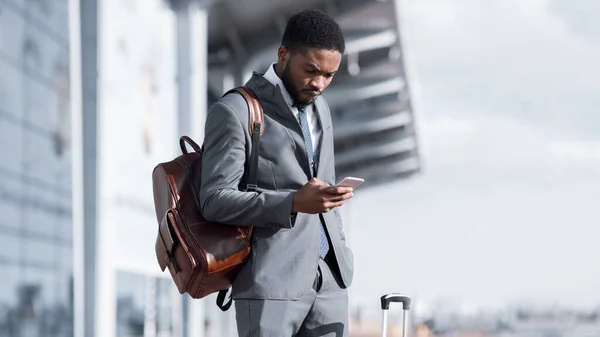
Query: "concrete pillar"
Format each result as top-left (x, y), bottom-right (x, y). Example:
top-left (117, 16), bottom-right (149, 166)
top-left (189, 1), bottom-right (209, 142)
top-left (176, 4), bottom-right (191, 140)
top-left (69, 0), bottom-right (99, 336)
top-left (174, 0), bottom-right (212, 336)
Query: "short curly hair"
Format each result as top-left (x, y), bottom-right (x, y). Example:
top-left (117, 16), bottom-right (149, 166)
top-left (281, 9), bottom-right (345, 54)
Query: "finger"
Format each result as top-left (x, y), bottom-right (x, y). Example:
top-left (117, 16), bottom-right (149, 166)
top-left (324, 186), bottom-right (353, 195)
top-left (325, 192), bottom-right (353, 203)
top-left (324, 200), bottom-right (346, 210)
top-left (311, 178), bottom-right (331, 188)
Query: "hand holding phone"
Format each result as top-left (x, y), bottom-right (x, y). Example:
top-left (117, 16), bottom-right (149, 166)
top-left (292, 177), bottom-right (355, 214)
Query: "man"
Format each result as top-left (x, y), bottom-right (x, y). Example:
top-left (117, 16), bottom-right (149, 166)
top-left (200, 9), bottom-right (355, 337)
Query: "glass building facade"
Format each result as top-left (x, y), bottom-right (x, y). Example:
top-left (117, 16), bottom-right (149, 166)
top-left (0, 1), bottom-right (74, 336)
top-left (0, 0), bottom-right (230, 336)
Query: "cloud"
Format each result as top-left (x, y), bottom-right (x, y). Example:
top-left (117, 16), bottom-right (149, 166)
top-left (547, 0), bottom-right (600, 42)
top-left (404, 0), bottom-right (600, 140)
top-left (548, 140), bottom-right (600, 163)
top-left (421, 115), bottom-right (600, 179)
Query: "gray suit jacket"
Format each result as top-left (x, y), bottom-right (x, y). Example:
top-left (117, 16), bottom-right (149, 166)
top-left (199, 73), bottom-right (354, 300)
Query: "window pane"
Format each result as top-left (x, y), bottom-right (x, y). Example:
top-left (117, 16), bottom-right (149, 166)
top-left (23, 238), bottom-right (56, 268)
top-left (0, 60), bottom-right (24, 120)
top-left (26, 0), bottom-right (70, 41)
top-left (0, 173), bottom-right (23, 230)
top-left (0, 118), bottom-right (24, 175)
top-left (0, 230), bottom-right (20, 262)
top-left (0, 4), bottom-right (25, 61)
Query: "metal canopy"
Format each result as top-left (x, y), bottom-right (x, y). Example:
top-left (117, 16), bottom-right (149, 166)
top-left (206, 0), bottom-right (421, 188)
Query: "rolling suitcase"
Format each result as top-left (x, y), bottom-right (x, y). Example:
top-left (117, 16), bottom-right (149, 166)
top-left (380, 293), bottom-right (411, 337)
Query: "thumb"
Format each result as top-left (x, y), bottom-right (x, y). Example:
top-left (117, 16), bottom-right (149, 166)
top-left (309, 177), bottom-right (325, 186)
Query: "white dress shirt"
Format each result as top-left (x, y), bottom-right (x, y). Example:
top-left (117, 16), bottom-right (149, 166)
top-left (263, 63), bottom-right (322, 154)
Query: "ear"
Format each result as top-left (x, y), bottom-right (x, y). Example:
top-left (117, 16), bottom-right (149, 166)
top-left (277, 46), bottom-right (289, 63)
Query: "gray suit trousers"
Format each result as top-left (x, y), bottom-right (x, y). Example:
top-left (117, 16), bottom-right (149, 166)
top-left (234, 258), bottom-right (348, 337)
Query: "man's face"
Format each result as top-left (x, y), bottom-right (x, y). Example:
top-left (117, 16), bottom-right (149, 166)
top-left (278, 47), bottom-right (341, 107)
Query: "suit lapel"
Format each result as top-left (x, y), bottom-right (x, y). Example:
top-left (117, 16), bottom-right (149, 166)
top-left (269, 85), bottom-right (313, 178)
top-left (246, 74), bottom-right (329, 180)
top-left (269, 85), bottom-right (300, 126)
top-left (251, 76), bottom-right (298, 130)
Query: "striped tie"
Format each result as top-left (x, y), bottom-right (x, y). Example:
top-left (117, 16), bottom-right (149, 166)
top-left (298, 107), bottom-right (329, 259)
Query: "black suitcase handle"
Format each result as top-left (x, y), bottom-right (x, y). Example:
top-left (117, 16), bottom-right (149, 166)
top-left (380, 293), bottom-right (411, 337)
top-left (381, 293), bottom-right (411, 310)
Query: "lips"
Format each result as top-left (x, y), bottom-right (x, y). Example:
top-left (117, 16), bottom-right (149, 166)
top-left (302, 90), bottom-right (320, 98)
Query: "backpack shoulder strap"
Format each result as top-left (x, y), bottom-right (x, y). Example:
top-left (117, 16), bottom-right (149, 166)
top-left (221, 86), bottom-right (263, 192)
top-left (216, 86), bottom-right (264, 312)
top-left (222, 86), bottom-right (264, 137)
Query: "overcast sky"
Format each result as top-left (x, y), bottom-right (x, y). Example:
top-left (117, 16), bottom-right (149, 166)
top-left (345, 0), bottom-right (600, 318)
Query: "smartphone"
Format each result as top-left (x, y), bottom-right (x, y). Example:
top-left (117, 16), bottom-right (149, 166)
top-left (336, 176), bottom-right (364, 189)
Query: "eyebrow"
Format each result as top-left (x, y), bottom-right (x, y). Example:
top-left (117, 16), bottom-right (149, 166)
top-left (305, 63), bottom-right (337, 75)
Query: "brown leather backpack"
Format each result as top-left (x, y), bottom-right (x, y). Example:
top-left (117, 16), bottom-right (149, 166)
top-left (152, 86), bottom-right (264, 311)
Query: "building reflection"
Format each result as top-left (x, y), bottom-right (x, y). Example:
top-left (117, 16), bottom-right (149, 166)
top-left (0, 281), bottom-right (73, 337)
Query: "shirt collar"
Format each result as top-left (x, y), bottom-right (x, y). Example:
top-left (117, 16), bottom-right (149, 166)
top-left (263, 63), bottom-right (295, 108)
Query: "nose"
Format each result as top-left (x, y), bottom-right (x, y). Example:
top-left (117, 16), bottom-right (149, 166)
top-left (310, 76), bottom-right (326, 92)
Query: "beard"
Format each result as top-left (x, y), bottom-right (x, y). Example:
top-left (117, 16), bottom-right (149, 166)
top-left (280, 63), bottom-right (319, 108)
